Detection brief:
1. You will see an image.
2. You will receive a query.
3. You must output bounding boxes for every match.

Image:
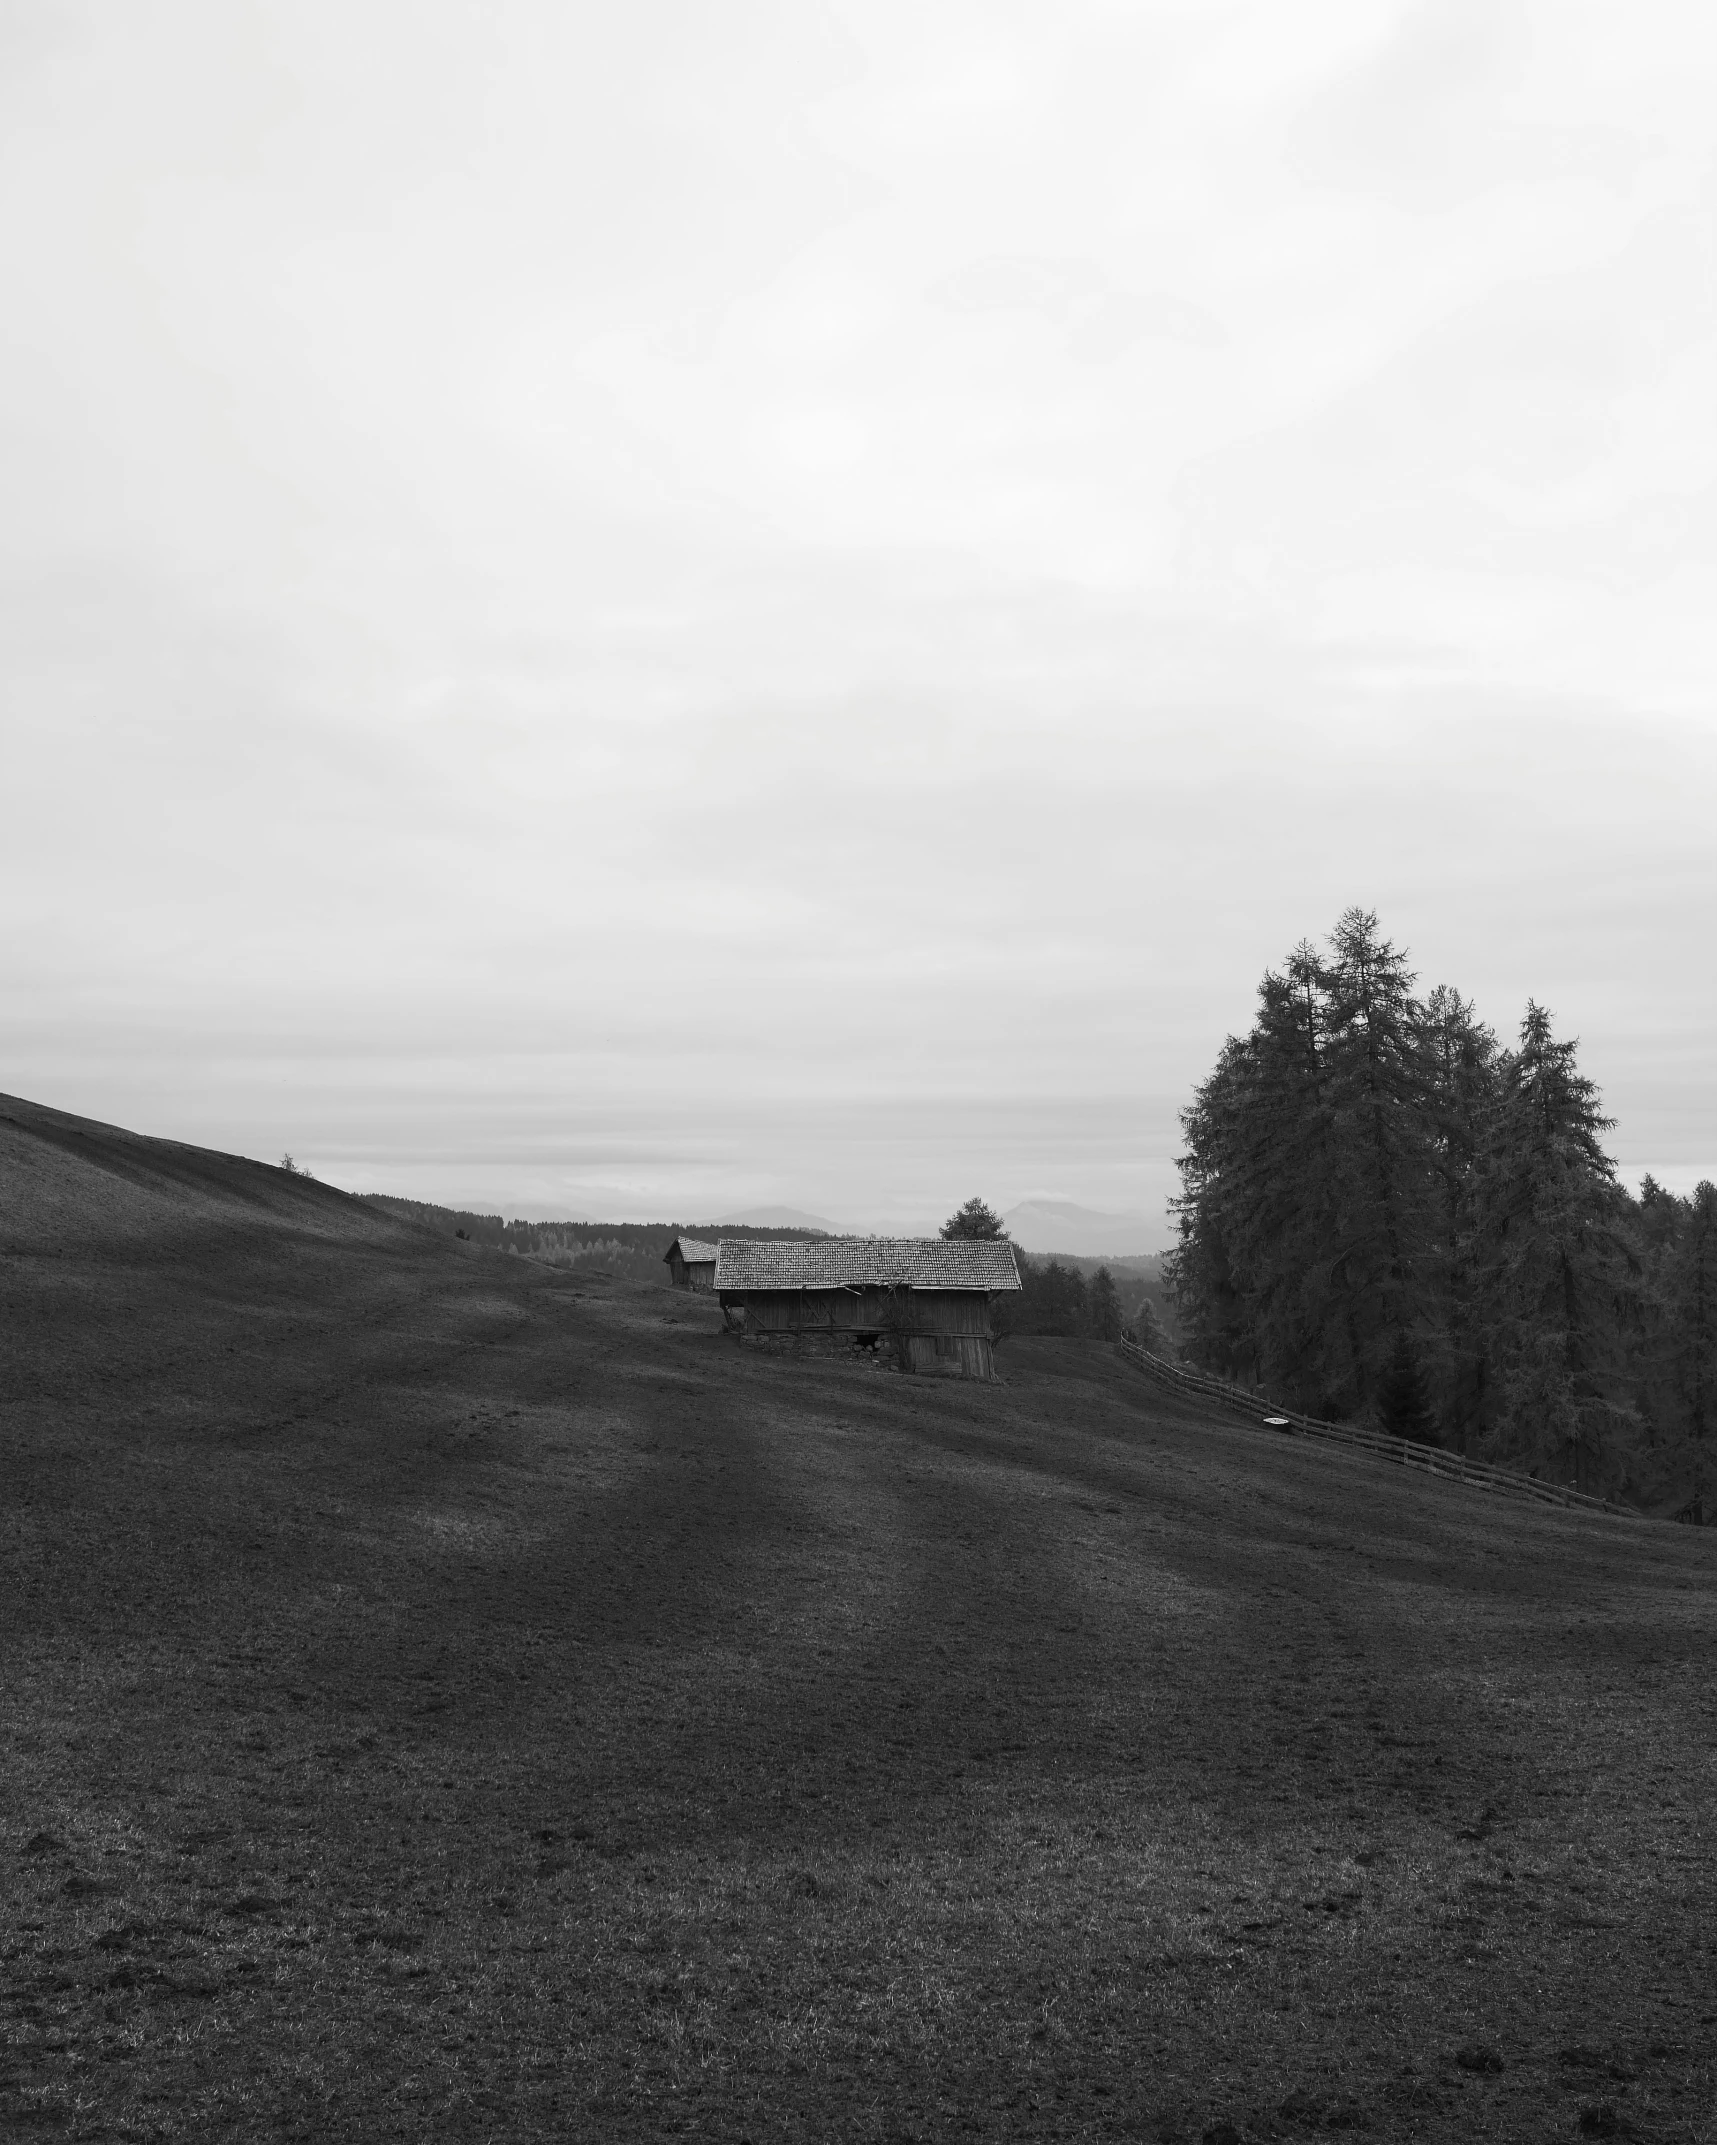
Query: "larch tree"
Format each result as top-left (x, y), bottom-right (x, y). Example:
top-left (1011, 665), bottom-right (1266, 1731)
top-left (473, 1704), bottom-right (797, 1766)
top-left (1169, 955), bottom-right (1340, 1402)
top-left (1421, 984), bottom-right (1500, 1453)
top-left (1088, 1266), bottom-right (1124, 1342)
top-left (1375, 1329), bottom-right (1438, 1446)
top-left (1660, 1180), bottom-right (1717, 1512)
top-left (1632, 1174), bottom-right (1688, 1476)
top-left (1315, 909), bottom-right (1439, 1416)
top-left (1472, 1004), bottom-right (1640, 1494)
top-left (1168, 1031), bottom-right (1259, 1381)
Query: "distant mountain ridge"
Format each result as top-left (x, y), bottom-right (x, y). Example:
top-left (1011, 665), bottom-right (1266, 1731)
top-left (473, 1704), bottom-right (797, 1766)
top-left (711, 1205), bottom-right (837, 1232)
top-left (1002, 1199), bottom-right (1162, 1257)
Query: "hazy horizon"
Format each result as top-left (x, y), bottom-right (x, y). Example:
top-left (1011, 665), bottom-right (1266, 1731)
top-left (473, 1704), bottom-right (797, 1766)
top-left (4, 1), bottom-right (1712, 1240)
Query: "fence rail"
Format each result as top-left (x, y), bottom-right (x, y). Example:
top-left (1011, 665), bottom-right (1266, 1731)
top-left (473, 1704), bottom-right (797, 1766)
top-left (1114, 1340), bottom-right (1629, 1520)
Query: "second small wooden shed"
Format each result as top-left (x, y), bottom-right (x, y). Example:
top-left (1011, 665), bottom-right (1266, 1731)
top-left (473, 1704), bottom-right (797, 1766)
top-left (663, 1235), bottom-right (719, 1291)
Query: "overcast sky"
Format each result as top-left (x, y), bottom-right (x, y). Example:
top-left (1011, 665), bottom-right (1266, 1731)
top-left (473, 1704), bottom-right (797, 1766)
top-left (3, 0), bottom-right (1712, 1240)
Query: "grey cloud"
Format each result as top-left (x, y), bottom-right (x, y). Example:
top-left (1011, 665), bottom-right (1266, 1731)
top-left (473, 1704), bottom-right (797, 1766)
top-left (1, 0), bottom-right (1710, 1227)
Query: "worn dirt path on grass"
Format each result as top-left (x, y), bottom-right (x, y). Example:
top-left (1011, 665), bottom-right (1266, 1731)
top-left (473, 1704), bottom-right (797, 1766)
top-left (3, 1093), bottom-right (1715, 2142)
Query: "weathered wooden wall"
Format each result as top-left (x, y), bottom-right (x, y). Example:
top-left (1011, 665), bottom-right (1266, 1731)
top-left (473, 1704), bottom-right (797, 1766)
top-left (731, 1287), bottom-right (993, 1337)
top-left (720, 1286), bottom-right (999, 1379)
top-left (902, 1333), bottom-right (994, 1379)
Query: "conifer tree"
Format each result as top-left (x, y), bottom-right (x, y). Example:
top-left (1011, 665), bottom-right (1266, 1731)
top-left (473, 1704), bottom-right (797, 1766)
top-left (1088, 1266), bottom-right (1123, 1342)
top-left (1659, 1180), bottom-right (1717, 1513)
top-left (1632, 1174), bottom-right (1687, 1474)
top-left (1238, 964), bottom-right (1342, 1398)
top-left (1169, 956), bottom-right (1339, 1400)
top-left (1126, 1294), bottom-right (1167, 1352)
top-left (1376, 1330), bottom-right (1438, 1445)
top-left (1472, 1004), bottom-right (1639, 1493)
top-left (940, 1197), bottom-right (1006, 1241)
top-left (1039, 1260), bottom-right (1089, 1337)
top-left (1168, 1032), bottom-right (1260, 1380)
top-left (1316, 909), bottom-right (1438, 1413)
top-left (1421, 984), bottom-right (1500, 1452)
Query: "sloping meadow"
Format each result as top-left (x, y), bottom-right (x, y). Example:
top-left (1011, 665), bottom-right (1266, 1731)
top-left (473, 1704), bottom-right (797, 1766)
top-left (2, 1099), bottom-right (1713, 2140)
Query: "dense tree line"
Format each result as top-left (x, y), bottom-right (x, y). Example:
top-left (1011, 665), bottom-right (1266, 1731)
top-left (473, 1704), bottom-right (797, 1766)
top-left (360, 1197), bottom-right (823, 1287)
top-left (994, 1256), bottom-right (1173, 1347)
top-left (939, 1198), bottom-right (1167, 1348)
top-left (1166, 909), bottom-right (1714, 1511)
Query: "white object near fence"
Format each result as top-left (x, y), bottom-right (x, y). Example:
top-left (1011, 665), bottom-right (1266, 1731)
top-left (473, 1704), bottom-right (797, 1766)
top-left (1114, 1340), bottom-right (1630, 1521)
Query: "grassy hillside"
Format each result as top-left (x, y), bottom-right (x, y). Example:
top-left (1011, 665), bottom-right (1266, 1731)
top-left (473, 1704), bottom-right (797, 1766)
top-left (3, 1093), bottom-right (1714, 2143)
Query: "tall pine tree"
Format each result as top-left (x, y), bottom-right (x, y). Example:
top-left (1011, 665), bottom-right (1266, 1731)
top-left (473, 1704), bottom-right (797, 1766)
top-left (1659, 1180), bottom-right (1717, 1514)
top-left (1169, 1032), bottom-right (1265, 1382)
top-left (1089, 1266), bottom-right (1124, 1342)
top-left (1313, 910), bottom-right (1439, 1417)
top-left (1472, 1004), bottom-right (1639, 1494)
top-left (1421, 984), bottom-right (1500, 1453)
top-left (1170, 959), bottom-right (1338, 1401)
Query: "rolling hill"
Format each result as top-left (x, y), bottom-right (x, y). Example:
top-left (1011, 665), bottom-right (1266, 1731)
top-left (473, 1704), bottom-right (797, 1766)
top-left (2, 1092), bottom-right (1713, 2142)
top-left (712, 1204), bottom-right (839, 1231)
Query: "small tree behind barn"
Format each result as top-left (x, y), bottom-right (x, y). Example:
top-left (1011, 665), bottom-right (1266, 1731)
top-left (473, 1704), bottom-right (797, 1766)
top-left (940, 1198), bottom-right (1007, 1241)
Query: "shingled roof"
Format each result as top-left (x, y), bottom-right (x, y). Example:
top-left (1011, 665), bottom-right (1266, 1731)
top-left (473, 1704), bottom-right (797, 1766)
top-left (664, 1235), bottom-right (719, 1266)
top-left (713, 1237), bottom-right (1021, 1292)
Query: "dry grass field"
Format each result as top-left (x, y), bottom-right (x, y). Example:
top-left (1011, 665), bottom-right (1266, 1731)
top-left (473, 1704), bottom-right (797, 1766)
top-left (3, 1093), bottom-right (1714, 2143)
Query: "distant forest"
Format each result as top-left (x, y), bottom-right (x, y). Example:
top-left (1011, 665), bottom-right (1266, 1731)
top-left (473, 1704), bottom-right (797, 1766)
top-left (1001, 1253), bottom-right (1176, 1350)
top-left (361, 1197), bottom-right (823, 1289)
top-left (1167, 908), bottom-right (1714, 1513)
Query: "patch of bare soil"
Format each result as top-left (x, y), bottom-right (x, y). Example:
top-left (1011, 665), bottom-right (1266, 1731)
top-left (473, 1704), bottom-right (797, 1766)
top-left (2, 1093), bottom-right (1714, 2142)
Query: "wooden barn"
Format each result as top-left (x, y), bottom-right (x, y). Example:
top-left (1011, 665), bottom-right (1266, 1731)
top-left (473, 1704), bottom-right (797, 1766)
top-left (712, 1237), bottom-right (1021, 1381)
top-left (663, 1235), bottom-right (719, 1291)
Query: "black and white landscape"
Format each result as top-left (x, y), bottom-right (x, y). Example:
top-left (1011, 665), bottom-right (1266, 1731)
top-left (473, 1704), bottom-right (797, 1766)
top-left (2, 4), bottom-right (1713, 2140)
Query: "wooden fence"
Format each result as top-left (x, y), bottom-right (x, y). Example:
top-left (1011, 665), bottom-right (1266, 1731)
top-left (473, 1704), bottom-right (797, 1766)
top-left (1114, 1339), bottom-right (1631, 1521)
